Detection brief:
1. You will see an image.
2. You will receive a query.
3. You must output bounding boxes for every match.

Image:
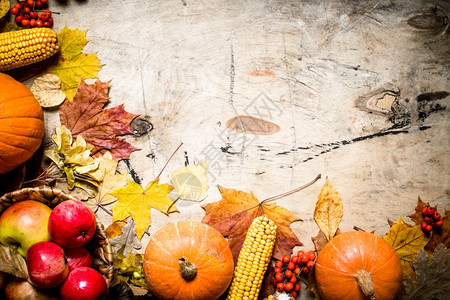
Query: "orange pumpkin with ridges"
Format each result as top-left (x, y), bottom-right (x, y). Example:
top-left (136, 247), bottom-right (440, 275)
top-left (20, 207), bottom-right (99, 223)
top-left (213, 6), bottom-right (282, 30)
top-left (143, 221), bottom-right (234, 300)
top-left (315, 231), bottom-right (403, 300)
top-left (0, 73), bottom-right (44, 175)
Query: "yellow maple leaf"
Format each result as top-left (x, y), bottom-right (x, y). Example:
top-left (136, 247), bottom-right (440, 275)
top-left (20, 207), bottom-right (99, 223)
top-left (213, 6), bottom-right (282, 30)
top-left (314, 179), bottom-right (343, 241)
top-left (383, 218), bottom-right (431, 278)
top-left (110, 179), bottom-right (178, 239)
top-left (86, 152), bottom-right (128, 211)
top-left (170, 160), bottom-right (208, 201)
top-left (47, 26), bottom-right (103, 100)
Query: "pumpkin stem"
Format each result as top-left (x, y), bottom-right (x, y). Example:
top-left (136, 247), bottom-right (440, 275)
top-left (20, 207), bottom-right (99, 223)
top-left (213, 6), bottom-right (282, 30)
top-left (179, 257), bottom-right (197, 280)
top-left (354, 270), bottom-right (375, 300)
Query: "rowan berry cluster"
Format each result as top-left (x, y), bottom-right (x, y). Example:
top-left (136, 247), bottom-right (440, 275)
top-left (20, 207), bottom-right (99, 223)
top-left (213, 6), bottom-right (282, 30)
top-left (10, 1), bottom-right (53, 28)
top-left (272, 250), bottom-right (316, 298)
top-left (421, 205), bottom-right (443, 232)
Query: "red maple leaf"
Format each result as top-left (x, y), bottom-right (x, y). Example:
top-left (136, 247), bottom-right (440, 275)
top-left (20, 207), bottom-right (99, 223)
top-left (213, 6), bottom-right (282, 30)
top-left (202, 185), bottom-right (303, 263)
top-left (59, 79), bottom-right (139, 160)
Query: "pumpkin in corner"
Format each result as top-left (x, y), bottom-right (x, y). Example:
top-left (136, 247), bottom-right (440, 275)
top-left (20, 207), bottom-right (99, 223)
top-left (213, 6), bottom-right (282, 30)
top-left (0, 73), bottom-right (44, 175)
top-left (314, 231), bottom-right (403, 300)
top-left (143, 221), bottom-right (234, 300)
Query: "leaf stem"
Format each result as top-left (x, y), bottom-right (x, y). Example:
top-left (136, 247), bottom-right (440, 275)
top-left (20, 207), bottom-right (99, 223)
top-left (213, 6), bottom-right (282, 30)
top-left (155, 142), bottom-right (183, 181)
top-left (261, 174), bottom-right (321, 204)
top-left (98, 203), bottom-right (113, 216)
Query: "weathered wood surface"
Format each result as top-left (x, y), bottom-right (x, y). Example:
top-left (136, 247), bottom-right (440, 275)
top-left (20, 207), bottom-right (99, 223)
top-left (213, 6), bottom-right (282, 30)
top-left (14, 0), bottom-right (450, 297)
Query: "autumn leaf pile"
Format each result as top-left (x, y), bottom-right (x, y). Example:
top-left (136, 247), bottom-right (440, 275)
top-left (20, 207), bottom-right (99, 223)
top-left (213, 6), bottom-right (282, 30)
top-left (0, 25), bottom-right (448, 300)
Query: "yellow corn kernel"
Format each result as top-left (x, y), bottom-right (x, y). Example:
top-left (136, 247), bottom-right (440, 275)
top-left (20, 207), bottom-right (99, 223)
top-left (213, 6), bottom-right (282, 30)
top-left (226, 216), bottom-right (277, 300)
top-left (0, 28), bottom-right (59, 72)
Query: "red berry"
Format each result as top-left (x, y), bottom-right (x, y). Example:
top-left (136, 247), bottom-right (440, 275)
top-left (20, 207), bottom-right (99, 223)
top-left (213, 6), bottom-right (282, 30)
top-left (426, 207), bottom-right (435, 216)
top-left (291, 255), bottom-right (299, 264)
top-left (29, 19), bottom-right (37, 27)
top-left (36, 19), bottom-right (43, 27)
top-left (307, 250), bottom-right (316, 261)
top-left (297, 250), bottom-right (304, 257)
top-left (275, 260), bottom-right (283, 268)
top-left (285, 282), bottom-right (294, 291)
top-left (41, 0), bottom-right (48, 3)
top-left (276, 282), bottom-right (285, 291)
top-left (10, 7), bottom-right (20, 15)
top-left (274, 267), bottom-right (282, 273)
top-left (19, 1), bottom-right (27, 7)
top-left (29, 11), bottom-right (38, 19)
top-left (275, 272), bottom-right (284, 282)
top-left (421, 222), bottom-right (431, 232)
top-left (284, 270), bottom-right (293, 279)
top-left (291, 291), bottom-right (298, 298)
top-left (422, 207), bottom-right (427, 214)
top-left (43, 21), bottom-right (51, 27)
top-left (299, 254), bottom-right (309, 264)
top-left (289, 276), bottom-right (297, 284)
top-left (23, 7), bottom-right (31, 14)
top-left (35, 0), bottom-right (43, 7)
top-left (306, 260), bottom-right (315, 269)
top-left (435, 219), bottom-right (444, 227)
top-left (15, 15), bottom-right (24, 23)
top-left (424, 216), bottom-right (431, 223)
top-left (293, 267), bottom-right (301, 275)
top-left (21, 18), bottom-right (30, 26)
top-left (26, 0), bottom-right (35, 8)
top-left (287, 261), bottom-right (295, 270)
top-left (38, 10), bottom-right (51, 21)
top-left (14, 3), bottom-right (22, 9)
top-left (294, 283), bottom-right (301, 291)
top-left (282, 255), bottom-right (291, 264)
top-left (433, 212), bottom-right (441, 221)
top-left (303, 267), bottom-right (310, 274)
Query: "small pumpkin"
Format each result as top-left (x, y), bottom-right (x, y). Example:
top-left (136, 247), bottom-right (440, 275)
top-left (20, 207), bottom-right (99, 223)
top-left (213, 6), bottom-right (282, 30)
top-left (143, 221), bottom-right (234, 300)
top-left (0, 73), bottom-right (44, 175)
top-left (315, 231), bottom-right (402, 300)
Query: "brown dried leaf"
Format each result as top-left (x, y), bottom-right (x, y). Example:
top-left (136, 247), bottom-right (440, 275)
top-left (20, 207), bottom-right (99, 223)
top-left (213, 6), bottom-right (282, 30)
top-left (312, 228), bottom-right (341, 253)
top-left (109, 218), bottom-right (142, 256)
top-left (106, 221), bottom-right (127, 239)
top-left (402, 244), bottom-right (450, 300)
top-left (0, 245), bottom-right (28, 279)
top-left (30, 74), bottom-right (66, 108)
top-left (313, 180), bottom-right (343, 241)
top-left (425, 210), bottom-right (450, 253)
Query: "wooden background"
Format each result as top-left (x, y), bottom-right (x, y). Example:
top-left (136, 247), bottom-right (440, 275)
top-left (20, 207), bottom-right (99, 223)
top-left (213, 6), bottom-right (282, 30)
top-left (11, 0), bottom-right (450, 298)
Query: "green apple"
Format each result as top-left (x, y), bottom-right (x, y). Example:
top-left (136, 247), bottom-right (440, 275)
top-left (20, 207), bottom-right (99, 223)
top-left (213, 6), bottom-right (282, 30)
top-left (0, 200), bottom-right (52, 256)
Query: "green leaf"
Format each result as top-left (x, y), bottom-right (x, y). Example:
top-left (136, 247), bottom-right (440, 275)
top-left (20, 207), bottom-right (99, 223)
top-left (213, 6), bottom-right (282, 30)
top-left (402, 244), bottom-right (450, 299)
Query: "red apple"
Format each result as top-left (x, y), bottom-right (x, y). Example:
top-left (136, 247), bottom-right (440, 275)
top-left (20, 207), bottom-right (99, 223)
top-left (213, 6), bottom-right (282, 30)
top-left (60, 267), bottom-right (107, 300)
top-left (4, 276), bottom-right (59, 300)
top-left (0, 200), bottom-right (52, 256)
top-left (48, 200), bottom-right (96, 248)
top-left (26, 241), bottom-right (69, 289)
top-left (64, 246), bottom-right (93, 272)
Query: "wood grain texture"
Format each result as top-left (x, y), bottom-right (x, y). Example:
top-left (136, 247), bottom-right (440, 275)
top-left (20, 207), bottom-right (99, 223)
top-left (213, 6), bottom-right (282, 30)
top-left (16, 0), bottom-right (449, 297)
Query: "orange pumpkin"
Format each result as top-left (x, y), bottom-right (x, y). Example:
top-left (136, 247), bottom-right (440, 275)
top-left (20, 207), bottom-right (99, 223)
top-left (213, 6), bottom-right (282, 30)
top-left (315, 231), bottom-right (403, 300)
top-left (143, 221), bottom-right (234, 300)
top-left (0, 73), bottom-right (44, 175)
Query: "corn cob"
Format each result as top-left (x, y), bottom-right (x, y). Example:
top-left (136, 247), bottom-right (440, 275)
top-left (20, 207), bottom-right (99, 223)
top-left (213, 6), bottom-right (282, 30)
top-left (227, 215), bottom-right (277, 300)
top-left (0, 28), bottom-right (59, 72)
